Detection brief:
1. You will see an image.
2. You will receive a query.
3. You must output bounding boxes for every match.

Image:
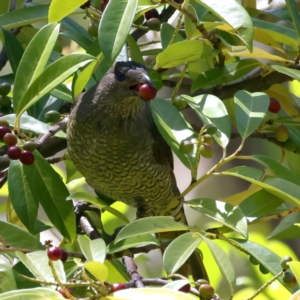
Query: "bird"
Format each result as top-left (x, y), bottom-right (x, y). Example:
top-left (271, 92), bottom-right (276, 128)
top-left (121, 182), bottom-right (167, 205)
top-left (67, 60), bottom-right (207, 280)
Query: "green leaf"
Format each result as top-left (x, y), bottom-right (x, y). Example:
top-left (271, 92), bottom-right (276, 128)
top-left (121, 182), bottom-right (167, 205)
top-left (13, 23), bottom-right (60, 112)
top-left (285, 0), bottom-right (300, 47)
top-left (108, 234), bottom-right (159, 254)
top-left (156, 40), bottom-right (212, 68)
top-left (196, 0), bottom-right (253, 51)
top-left (49, 0), bottom-right (87, 22)
top-left (50, 84), bottom-right (73, 103)
top-left (115, 217), bottom-right (190, 242)
top-left (164, 279), bottom-right (190, 291)
top-left (203, 237), bottom-right (235, 295)
top-left (1, 28), bottom-right (24, 76)
top-left (163, 232), bottom-right (202, 274)
top-left (147, 68), bottom-right (163, 90)
top-left (150, 98), bottom-right (197, 169)
top-left (250, 155), bottom-right (300, 185)
top-left (1, 114), bottom-right (66, 138)
top-left (221, 169), bottom-right (300, 207)
top-left (84, 261), bottom-right (108, 282)
top-left (271, 65), bottom-right (300, 81)
top-left (8, 160), bottom-right (39, 233)
top-left (0, 220), bottom-right (43, 249)
top-left (290, 262), bottom-right (300, 285)
top-left (127, 35), bottom-right (144, 64)
top-left (0, 261), bottom-right (17, 293)
top-left (234, 90), bottom-right (269, 140)
top-left (268, 212), bottom-right (300, 239)
top-left (0, 287), bottom-right (65, 300)
top-left (191, 59), bottom-right (261, 92)
top-left (184, 5), bottom-right (199, 39)
top-left (23, 152), bottom-right (76, 241)
top-left (181, 94), bottom-right (231, 148)
top-left (187, 198), bottom-right (248, 238)
top-left (0, 5), bottom-right (50, 30)
top-left (78, 235), bottom-right (106, 263)
top-left (99, 0), bottom-right (138, 63)
top-left (160, 23), bottom-right (184, 50)
top-left (16, 251), bottom-right (66, 284)
top-left (15, 53), bottom-right (95, 119)
top-left (0, 0), bottom-right (10, 15)
top-left (239, 189), bottom-right (283, 218)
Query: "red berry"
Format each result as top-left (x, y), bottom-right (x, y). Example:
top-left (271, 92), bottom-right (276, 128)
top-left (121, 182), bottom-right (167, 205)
top-left (283, 271), bottom-right (297, 288)
top-left (20, 150), bottom-right (35, 165)
top-left (7, 146), bottom-right (22, 160)
top-left (110, 283), bottom-right (126, 293)
top-left (47, 246), bottom-right (62, 261)
top-left (0, 126), bottom-right (11, 139)
top-left (268, 98), bottom-right (281, 113)
top-left (145, 9), bottom-right (159, 20)
top-left (58, 288), bottom-right (73, 298)
top-left (60, 249), bottom-right (68, 263)
top-left (179, 283), bottom-right (190, 293)
top-left (138, 84), bottom-right (157, 101)
top-left (3, 133), bottom-right (17, 146)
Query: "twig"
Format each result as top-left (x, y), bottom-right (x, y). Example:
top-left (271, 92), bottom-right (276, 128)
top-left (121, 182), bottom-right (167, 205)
top-left (122, 256), bottom-right (144, 288)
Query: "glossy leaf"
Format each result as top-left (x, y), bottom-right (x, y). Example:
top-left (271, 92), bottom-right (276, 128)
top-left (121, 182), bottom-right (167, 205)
top-left (164, 280), bottom-right (190, 291)
top-left (156, 40), bottom-right (212, 68)
top-left (160, 23), bottom-right (184, 50)
top-left (163, 232), bottom-right (202, 274)
top-left (49, 0), bottom-right (87, 22)
top-left (239, 189), bottom-right (283, 218)
top-left (15, 53), bottom-right (95, 119)
top-left (84, 261), bottom-right (108, 282)
top-left (50, 84), bottom-right (73, 103)
top-left (203, 237), bottom-right (235, 295)
top-left (222, 168), bottom-right (300, 207)
top-left (8, 160), bottom-right (39, 233)
top-left (184, 5), bottom-right (199, 39)
top-left (127, 35), bottom-right (144, 64)
top-left (108, 234), bottom-right (159, 253)
top-left (1, 114), bottom-right (66, 138)
top-left (150, 98), bottom-right (197, 169)
top-left (22, 152), bottom-right (75, 241)
top-left (13, 23), bottom-right (60, 112)
top-left (191, 59), bottom-right (261, 92)
top-left (187, 198), bottom-right (248, 238)
top-left (0, 288), bottom-right (65, 300)
top-left (99, 0), bottom-right (138, 63)
top-left (0, 261), bottom-right (17, 293)
top-left (78, 235), bottom-right (106, 263)
top-left (1, 28), bottom-right (24, 76)
top-left (272, 65), bottom-right (300, 81)
top-left (115, 217), bottom-right (190, 242)
top-left (17, 251), bottom-right (66, 283)
top-left (285, 0), bottom-right (300, 47)
top-left (234, 90), bottom-right (269, 140)
top-left (0, 0), bottom-right (10, 15)
top-left (0, 5), bottom-right (49, 30)
top-left (0, 220), bottom-right (43, 249)
top-left (181, 94), bottom-right (231, 148)
top-left (196, 0), bottom-right (253, 51)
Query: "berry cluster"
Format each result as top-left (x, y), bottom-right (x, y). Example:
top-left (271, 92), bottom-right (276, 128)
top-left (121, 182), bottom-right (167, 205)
top-left (0, 125), bottom-right (35, 165)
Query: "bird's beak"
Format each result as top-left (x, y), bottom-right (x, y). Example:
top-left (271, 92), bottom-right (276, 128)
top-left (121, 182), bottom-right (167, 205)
top-left (128, 74), bottom-right (154, 91)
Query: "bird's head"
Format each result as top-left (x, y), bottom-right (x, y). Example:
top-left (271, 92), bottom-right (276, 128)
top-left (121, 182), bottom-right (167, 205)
top-left (97, 61), bottom-right (157, 119)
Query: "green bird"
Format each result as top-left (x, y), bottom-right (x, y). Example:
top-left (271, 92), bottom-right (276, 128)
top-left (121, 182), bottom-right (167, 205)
top-left (67, 61), bottom-right (207, 280)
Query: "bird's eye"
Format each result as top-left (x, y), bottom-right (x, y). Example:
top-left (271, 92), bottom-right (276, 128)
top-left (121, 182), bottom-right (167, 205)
top-left (116, 72), bottom-right (126, 82)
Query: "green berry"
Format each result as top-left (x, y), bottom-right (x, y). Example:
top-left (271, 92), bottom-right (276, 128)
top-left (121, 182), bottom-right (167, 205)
top-left (249, 256), bottom-right (260, 265)
top-left (199, 284), bottom-right (214, 299)
top-left (205, 124), bottom-right (217, 135)
top-left (202, 134), bottom-right (214, 145)
top-left (275, 125), bottom-right (289, 142)
top-left (283, 271), bottom-right (297, 288)
top-left (281, 256), bottom-right (293, 270)
top-left (179, 140), bottom-right (193, 154)
top-left (200, 143), bottom-right (214, 158)
top-left (173, 96), bottom-right (187, 110)
top-left (259, 264), bottom-right (269, 274)
top-left (0, 83), bottom-right (11, 96)
top-left (45, 110), bottom-right (61, 124)
top-left (195, 279), bottom-right (209, 288)
top-left (88, 22), bottom-right (98, 37)
top-left (0, 95), bottom-right (12, 107)
top-left (23, 141), bottom-right (39, 152)
top-left (147, 18), bottom-right (161, 31)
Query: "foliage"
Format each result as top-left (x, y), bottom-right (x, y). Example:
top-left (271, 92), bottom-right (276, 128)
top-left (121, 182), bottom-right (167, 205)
top-left (0, 0), bottom-right (300, 299)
